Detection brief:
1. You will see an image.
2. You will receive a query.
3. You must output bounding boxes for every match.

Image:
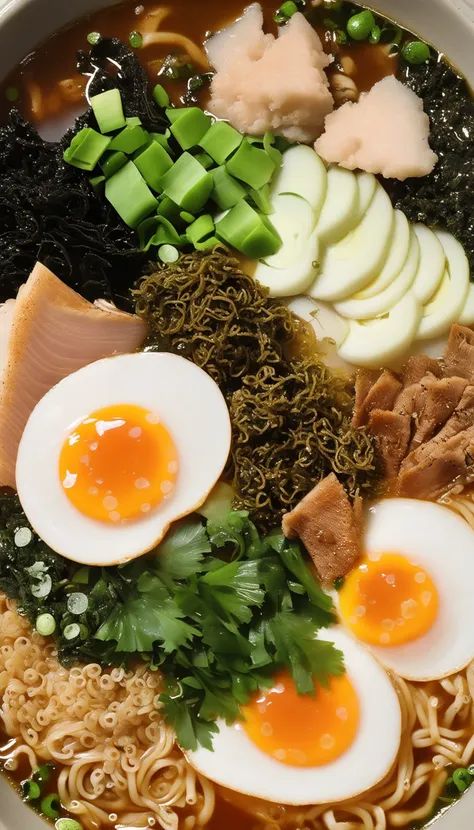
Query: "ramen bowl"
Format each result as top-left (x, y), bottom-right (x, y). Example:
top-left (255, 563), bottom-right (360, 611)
top-left (0, 0), bottom-right (473, 829)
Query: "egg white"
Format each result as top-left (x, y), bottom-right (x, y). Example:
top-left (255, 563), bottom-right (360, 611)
top-left (186, 628), bottom-right (401, 805)
top-left (338, 499), bottom-right (474, 681)
top-left (16, 352), bottom-right (231, 566)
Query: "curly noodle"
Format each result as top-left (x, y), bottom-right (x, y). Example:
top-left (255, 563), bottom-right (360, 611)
top-left (134, 247), bottom-right (379, 528)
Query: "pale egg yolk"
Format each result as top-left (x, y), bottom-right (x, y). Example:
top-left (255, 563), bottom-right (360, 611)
top-left (339, 553), bottom-right (439, 647)
top-left (241, 671), bottom-right (359, 767)
top-left (59, 404), bottom-right (178, 523)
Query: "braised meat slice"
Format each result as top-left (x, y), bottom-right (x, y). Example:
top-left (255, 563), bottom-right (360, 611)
top-left (444, 324), bottom-right (474, 381)
top-left (398, 425), bottom-right (474, 500)
top-left (409, 375), bottom-right (468, 450)
top-left (402, 354), bottom-right (442, 386)
top-left (368, 409), bottom-right (411, 478)
top-left (402, 384), bottom-right (474, 472)
top-left (282, 473), bottom-right (362, 583)
top-left (352, 369), bottom-right (402, 427)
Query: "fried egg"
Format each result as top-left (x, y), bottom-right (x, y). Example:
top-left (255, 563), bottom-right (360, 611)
top-left (337, 499), bottom-right (474, 681)
top-left (16, 352), bottom-right (231, 566)
top-left (186, 628), bottom-right (401, 805)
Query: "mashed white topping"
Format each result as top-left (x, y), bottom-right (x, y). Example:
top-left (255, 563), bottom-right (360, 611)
top-left (205, 4), bottom-right (334, 143)
top-left (315, 75), bottom-right (438, 181)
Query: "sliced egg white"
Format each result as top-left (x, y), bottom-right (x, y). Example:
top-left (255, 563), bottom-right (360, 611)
top-left (459, 283), bottom-right (474, 326)
top-left (411, 224), bottom-right (446, 305)
top-left (254, 227), bottom-right (320, 297)
top-left (15, 353), bottom-right (231, 566)
top-left (272, 144), bottom-right (327, 216)
top-left (334, 227), bottom-right (419, 320)
top-left (338, 292), bottom-right (422, 370)
top-left (417, 231), bottom-right (469, 340)
top-left (315, 166), bottom-right (359, 245)
top-left (287, 296), bottom-right (349, 347)
top-left (258, 194), bottom-right (316, 271)
top-left (341, 499), bottom-right (474, 681)
top-left (353, 171), bottom-right (377, 224)
top-left (352, 210), bottom-right (411, 299)
top-left (309, 183), bottom-right (394, 302)
top-left (186, 628), bottom-right (401, 805)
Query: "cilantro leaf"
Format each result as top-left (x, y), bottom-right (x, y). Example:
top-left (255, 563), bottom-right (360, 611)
top-left (155, 517), bottom-right (210, 579)
top-left (279, 541), bottom-right (334, 615)
top-left (200, 560), bottom-right (265, 623)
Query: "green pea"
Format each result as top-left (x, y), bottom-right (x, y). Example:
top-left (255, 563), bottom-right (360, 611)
top-left (86, 32), bottom-right (101, 46)
top-left (369, 25), bottom-right (381, 44)
top-left (129, 31), bottom-right (143, 49)
top-left (347, 10), bottom-right (375, 41)
top-left (402, 40), bottom-right (431, 65)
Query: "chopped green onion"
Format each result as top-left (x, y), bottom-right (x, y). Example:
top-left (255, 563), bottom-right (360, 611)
top-left (226, 139), bottom-right (276, 190)
top-left (87, 32), bottom-right (101, 46)
top-left (36, 613), bottom-right (56, 636)
top-left (369, 25), bottom-right (381, 44)
top-left (169, 107), bottom-right (212, 151)
top-left (216, 200), bottom-right (281, 258)
top-left (180, 211), bottom-right (195, 223)
top-left (249, 184), bottom-right (273, 214)
top-left (263, 132), bottom-right (283, 169)
top-left (5, 86), bottom-right (19, 102)
top-left (109, 121), bottom-right (149, 154)
top-left (55, 821), bottom-right (84, 830)
top-left (157, 196), bottom-right (182, 224)
top-left (89, 175), bottom-right (105, 196)
top-left (63, 623), bottom-right (80, 641)
top-left (166, 106), bottom-right (189, 124)
top-left (469, 764), bottom-right (474, 776)
top-left (134, 141), bottom-right (173, 191)
top-left (21, 779), bottom-right (41, 801)
top-left (151, 129), bottom-right (173, 154)
top-left (188, 74), bottom-right (206, 93)
top-left (199, 121), bottom-right (243, 165)
top-left (129, 30), bottom-right (143, 49)
top-left (401, 40), bottom-right (431, 65)
top-left (194, 152), bottom-right (214, 170)
top-left (274, 0), bottom-right (298, 23)
top-left (100, 150), bottom-right (127, 179)
top-left (67, 592), bottom-right (89, 615)
top-left (187, 214), bottom-right (214, 245)
top-left (72, 567), bottom-right (90, 585)
top-left (33, 765), bottom-right (54, 785)
top-left (161, 152), bottom-right (213, 213)
top-left (452, 767), bottom-right (472, 793)
top-left (347, 10), bottom-right (375, 41)
top-left (105, 161), bottom-right (158, 228)
top-left (210, 165), bottom-right (247, 211)
top-left (273, 9), bottom-right (287, 24)
top-left (31, 574), bottom-right (52, 599)
top-left (336, 29), bottom-right (348, 45)
top-left (90, 88), bottom-right (126, 135)
top-left (15, 527), bottom-right (32, 547)
top-left (158, 244), bottom-right (180, 263)
top-left (41, 794), bottom-right (61, 819)
top-left (138, 215), bottom-right (181, 251)
top-left (333, 576), bottom-right (345, 591)
top-left (63, 128), bottom-right (111, 172)
top-left (153, 84), bottom-right (170, 108)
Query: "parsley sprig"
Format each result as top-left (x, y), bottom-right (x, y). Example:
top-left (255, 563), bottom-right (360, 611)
top-left (0, 493), bottom-right (344, 751)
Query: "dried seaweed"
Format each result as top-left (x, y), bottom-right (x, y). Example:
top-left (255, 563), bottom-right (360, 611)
top-left (134, 248), bottom-right (379, 530)
top-left (386, 59), bottom-right (474, 275)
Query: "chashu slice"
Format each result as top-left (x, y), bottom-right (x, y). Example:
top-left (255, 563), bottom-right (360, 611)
top-left (0, 262), bottom-right (148, 488)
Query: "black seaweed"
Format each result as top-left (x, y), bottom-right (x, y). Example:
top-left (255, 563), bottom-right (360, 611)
top-left (0, 39), bottom-right (168, 309)
top-left (386, 59), bottom-right (474, 275)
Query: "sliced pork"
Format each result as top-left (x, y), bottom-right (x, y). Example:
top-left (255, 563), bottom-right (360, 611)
top-left (368, 409), bottom-right (411, 478)
top-left (315, 75), bottom-right (438, 180)
top-left (282, 473), bottom-right (362, 582)
top-left (0, 263), bottom-right (148, 489)
top-left (205, 6), bottom-right (333, 143)
top-left (402, 354), bottom-right (442, 387)
top-left (352, 369), bottom-right (401, 427)
top-left (398, 426), bottom-right (474, 500)
top-left (444, 324), bottom-right (474, 381)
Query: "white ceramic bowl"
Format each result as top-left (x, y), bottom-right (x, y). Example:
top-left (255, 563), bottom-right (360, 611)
top-left (0, 0), bottom-right (473, 828)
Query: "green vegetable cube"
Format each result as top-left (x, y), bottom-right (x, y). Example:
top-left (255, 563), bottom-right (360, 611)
top-left (133, 141), bottom-right (173, 192)
top-left (151, 129), bottom-right (173, 155)
top-left (100, 150), bottom-right (127, 178)
top-left (105, 161), bottom-right (158, 228)
top-left (216, 200), bottom-right (281, 258)
top-left (226, 138), bottom-right (276, 190)
top-left (109, 122), bottom-right (149, 154)
top-left (211, 165), bottom-right (247, 211)
top-left (90, 88), bottom-right (126, 134)
top-left (199, 121), bottom-right (243, 165)
top-left (161, 152), bottom-right (213, 213)
top-left (63, 128), bottom-right (111, 171)
top-left (170, 107), bottom-right (212, 151)
top-left (153, 83), bottom-right (170, 108)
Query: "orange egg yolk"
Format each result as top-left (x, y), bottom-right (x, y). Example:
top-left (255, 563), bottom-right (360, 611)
top-left (241, 671), bottom-right (359, 767)
top-left (59, 404), bottom-right (178, 523)
top-left (338, 553), bottom-right (439, 647)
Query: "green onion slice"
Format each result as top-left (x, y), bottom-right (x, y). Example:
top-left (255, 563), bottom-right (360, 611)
top-left (90, 89), bottom-right (126, 134)
top-left (36, 613), bottom-right (56, 636)
top-left (199, 120), bottom-right (243, 165)
top-left (63, 128), bottom-right (111, 172)
top-left (161, 152), bottom-right (213, 213)
top-left (67, 593), bottom-right (89, 615)
top-left (41, 794), bottom-right (61, 819)
top-left (21, 779), bottom-right (41, 801)
top-left (105, 162), bottom-right (158, 229)
top-left (226, 139), bottom-right (276, 190)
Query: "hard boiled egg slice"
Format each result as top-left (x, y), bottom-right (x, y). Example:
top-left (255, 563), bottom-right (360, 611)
top-left (416, 231), bottom-right (469, 340)
top-left (459, 283), bottom-right (474, 326)
top-left (315, 166), bottom-right (359, 245)
top-left (334, 226), bottom-right (419, 320)
top-left (272, 144), bottom-right (327, 216)
top-left (338, 499), bottom-right (474, 681)
top-left (16, 352), bottom-right (231, 566)
top-left (351, 210), bottom-right (411, 300)
top-left (353, 171), bottom-right (377, 224)
top-left (411, 224), bottom-right (446, 305)
top-left (254, 227), bottom-right (320, 297)
top-left (338, 292), bottom-right (421, 370)
top-left (309, 183), bottom-right (394, 302)
top-left (186, 628), bottom-right (401, 805)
